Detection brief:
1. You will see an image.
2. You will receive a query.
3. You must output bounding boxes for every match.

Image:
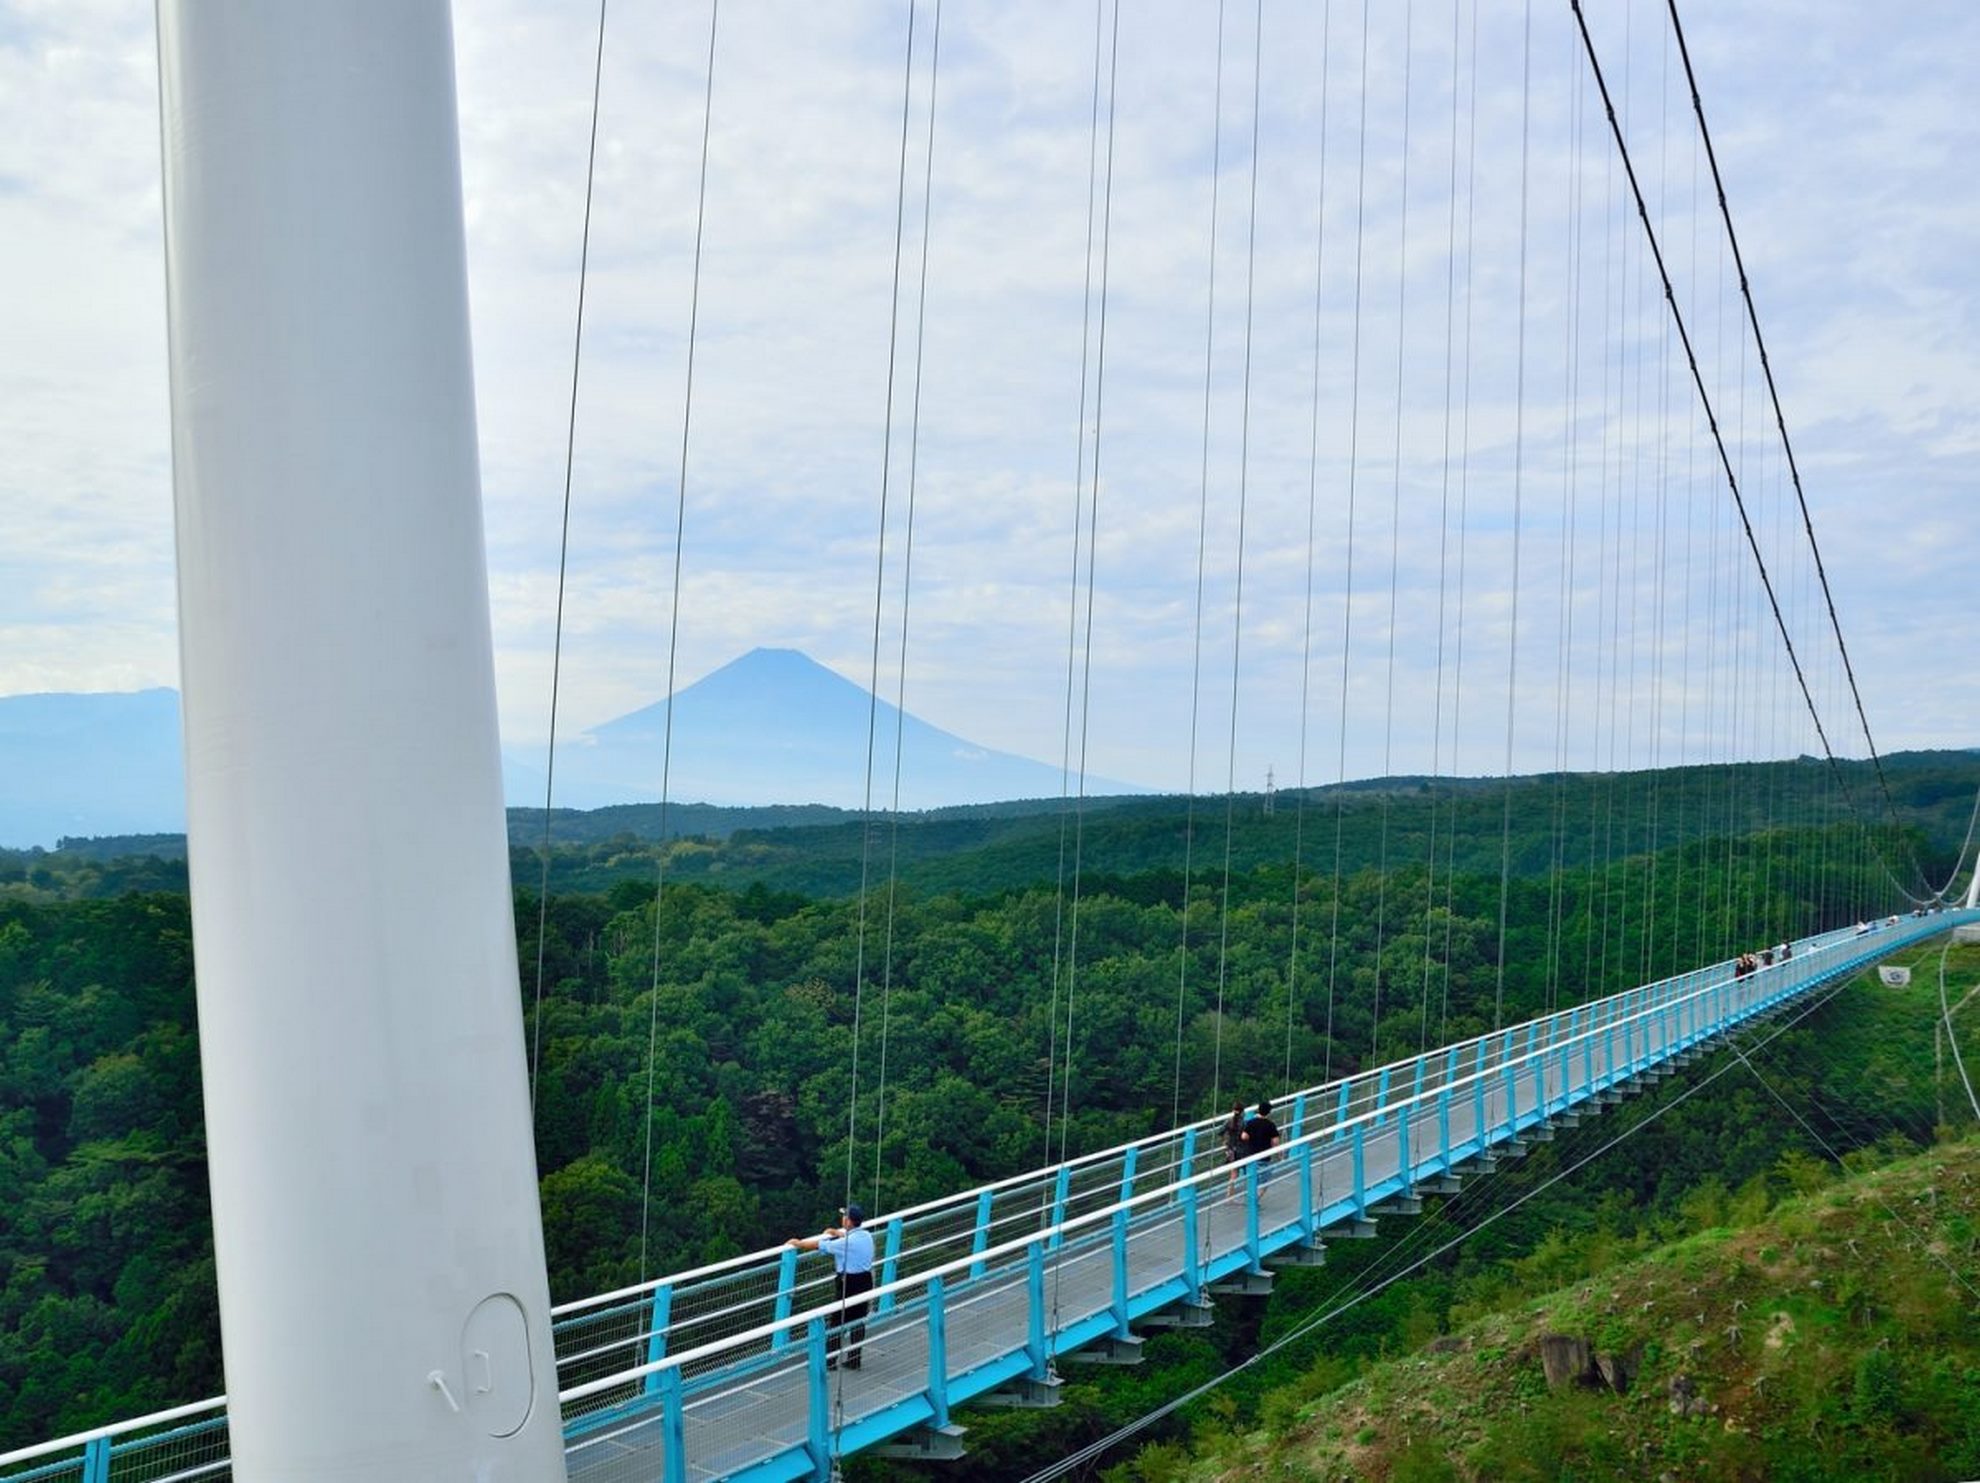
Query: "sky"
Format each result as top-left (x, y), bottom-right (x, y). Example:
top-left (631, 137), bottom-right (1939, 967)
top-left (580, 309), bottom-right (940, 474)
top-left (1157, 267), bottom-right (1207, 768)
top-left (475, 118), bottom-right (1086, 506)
top-left (2, 0), bottom-right (1977, 804)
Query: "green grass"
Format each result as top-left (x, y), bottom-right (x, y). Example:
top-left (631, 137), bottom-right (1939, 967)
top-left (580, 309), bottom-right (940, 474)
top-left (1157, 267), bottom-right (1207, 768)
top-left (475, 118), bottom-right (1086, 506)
top-left (1123, 1133), bottom-right (1980, 1482)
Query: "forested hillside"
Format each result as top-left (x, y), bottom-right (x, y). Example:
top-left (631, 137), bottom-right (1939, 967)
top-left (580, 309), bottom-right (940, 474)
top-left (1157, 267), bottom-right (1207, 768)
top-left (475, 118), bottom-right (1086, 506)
top-left (0, 755), bottom-right (1973, 1455)
top-left (1120, 1133), bottom-right (1980, 1483)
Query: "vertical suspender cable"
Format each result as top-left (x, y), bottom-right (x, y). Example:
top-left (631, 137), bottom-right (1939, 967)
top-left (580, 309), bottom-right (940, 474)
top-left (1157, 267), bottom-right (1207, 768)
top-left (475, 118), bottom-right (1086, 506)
top-left (1438, 0), bottom-right (1481, 1044)
top-left (1369, 0), bottom-right (1414, 1063)
top-left (1211, 0), bottom-right (1265, 1115)
top-left (872, 0), bottom-right (945, 1219)
top-left (1041, 0), bottom-right (1108, 1210)
top-left (1323, 0), bottom-right (1371, 1075)
top-left (638, 0), bottom-right (720, 1280)
top-left (1287, 0), bottom-right (1336, 1095)
top-left (1492, 0), bottom-right (1532, 1031)
top-left (1642, 15), bottom-right (1674, 982)
top-left (1055, 0), bottom-right (1123, 1283)
top-left (843, 0), bottom-right (922, 1237)
top-left (1419, 0), bottom-right (1460, 1054)
top-left (1177, 0), bottom-right (1229, 1130)
top-left (1544, 23), bottom-right (1584, 1019)
top-left (530, 0), bottom-right (611, 1116)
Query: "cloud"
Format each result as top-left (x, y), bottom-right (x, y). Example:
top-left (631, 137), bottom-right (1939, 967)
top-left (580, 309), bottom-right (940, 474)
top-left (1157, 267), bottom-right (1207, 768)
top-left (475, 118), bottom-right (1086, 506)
top-left (2, 0), bottom-right (1976, 807)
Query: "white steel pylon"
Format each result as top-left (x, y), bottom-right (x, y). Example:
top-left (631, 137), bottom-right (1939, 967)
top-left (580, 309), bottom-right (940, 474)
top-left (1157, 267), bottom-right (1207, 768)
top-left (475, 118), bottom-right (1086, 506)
top-left (158, 4), bottom-right (567, 1478)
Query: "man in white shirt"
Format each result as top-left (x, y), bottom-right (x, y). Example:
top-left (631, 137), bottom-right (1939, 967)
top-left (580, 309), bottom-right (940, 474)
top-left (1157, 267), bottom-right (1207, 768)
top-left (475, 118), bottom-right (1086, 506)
top-left (787, 1203), bottom-right (876, 1370)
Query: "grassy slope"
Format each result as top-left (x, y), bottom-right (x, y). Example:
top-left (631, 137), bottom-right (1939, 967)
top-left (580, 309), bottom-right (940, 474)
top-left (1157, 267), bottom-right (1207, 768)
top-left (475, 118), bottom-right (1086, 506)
top-left (1148, 1145), bottom-right (1980, 1482)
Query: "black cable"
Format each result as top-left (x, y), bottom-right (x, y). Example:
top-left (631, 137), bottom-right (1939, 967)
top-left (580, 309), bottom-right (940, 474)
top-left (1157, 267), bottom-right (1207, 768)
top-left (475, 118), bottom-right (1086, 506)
top-left (1493, 0), bottom-right (1533, 1031)
top-left (872, 0), bottom-right (946, 1221)
top-left (531, 0), bottom-right (611, 1116)
top-left (1041, 0), bottom-right (1110, 1213)
top-left (639, 0), bottom-right (721, 1282)
top-left (844, 0), bottom-right (924, 1240)
top-left (1663, 0), bottom-right (1925, 893)
top-left (1567, 0), bottom-right (1927, 910)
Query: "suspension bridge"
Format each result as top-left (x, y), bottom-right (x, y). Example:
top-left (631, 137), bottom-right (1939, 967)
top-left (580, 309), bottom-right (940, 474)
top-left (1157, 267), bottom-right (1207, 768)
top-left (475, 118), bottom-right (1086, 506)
top-left (4, 1), bottom-right (1978, 1481)
top-left (5, 911), bottom-right (1971, 1483)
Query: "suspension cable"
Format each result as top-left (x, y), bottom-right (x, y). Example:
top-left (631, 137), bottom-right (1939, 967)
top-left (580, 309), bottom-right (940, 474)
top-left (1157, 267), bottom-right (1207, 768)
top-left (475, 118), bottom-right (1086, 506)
top-left (530, 0), bottom-right (610, 1116)
top-left (1492, 0), bottom-right (1532, 1032)
top-left (1323, 0), bottom-right (1372, 1080)
top-left (1568, 0), bottom-right (1929, 908)
top-left (1368, 0), bottom-right (1415, 1064)
top-left (1663, 0), bottom-right (1924, 890)
top-left (1178, 0), bottom-right (1228, 1131)
top-left (1041, 0), bottom-right (1110, 1222)
top-left (843, 0), bottom-right (924, 1242)
top-left (1286, 0), bottom-right (1337, 1098)
top-left (1052, 2), bottom-right (1124, 1337)
top-left (1438, 0), bottom-right (1481, 1045)
top-left (638, 0), bottom-right (720, 1281)
top-left (871, 0), bottom-right (945, 1220)
top-left (1211, 0), bottom-right (1264, 1117)
top-left (1417, 0), bottom-right (1462, 1054)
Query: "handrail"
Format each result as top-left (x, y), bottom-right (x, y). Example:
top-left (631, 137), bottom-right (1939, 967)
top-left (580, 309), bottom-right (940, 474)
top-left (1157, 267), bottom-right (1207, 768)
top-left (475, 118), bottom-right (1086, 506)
top-left (558, 918), bottom-right (1894, 1402)
top-left (0, 1396), bottom-right (228, 1470)
top-left (551, 926), bottom-right (1828, 1321)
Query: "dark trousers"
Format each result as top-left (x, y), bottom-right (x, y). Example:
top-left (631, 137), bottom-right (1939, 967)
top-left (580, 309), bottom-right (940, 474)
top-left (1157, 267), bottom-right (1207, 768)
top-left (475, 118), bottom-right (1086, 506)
top-left (832, 1269), bottom-right (874, 1367)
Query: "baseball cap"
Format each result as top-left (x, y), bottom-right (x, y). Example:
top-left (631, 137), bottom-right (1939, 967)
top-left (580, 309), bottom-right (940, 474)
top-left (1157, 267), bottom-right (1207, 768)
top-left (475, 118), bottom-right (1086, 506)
top-left (842, 1203), bottom-right (865, 1223)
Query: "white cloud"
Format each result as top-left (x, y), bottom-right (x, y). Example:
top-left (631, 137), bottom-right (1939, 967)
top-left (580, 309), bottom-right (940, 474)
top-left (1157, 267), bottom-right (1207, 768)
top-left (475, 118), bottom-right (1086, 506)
top-left (2, 0), bottom-right (1976, 807)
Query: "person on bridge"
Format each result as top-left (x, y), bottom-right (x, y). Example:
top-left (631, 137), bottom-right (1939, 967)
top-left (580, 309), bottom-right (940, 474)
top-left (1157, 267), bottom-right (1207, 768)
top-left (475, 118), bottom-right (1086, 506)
top-left (1242, 1098), bottom-right (1281, 1172)
top-left (787, 1204), bottom-right (875, 1370)
top-left (1222, 1102), bottom-right (1248, 1194)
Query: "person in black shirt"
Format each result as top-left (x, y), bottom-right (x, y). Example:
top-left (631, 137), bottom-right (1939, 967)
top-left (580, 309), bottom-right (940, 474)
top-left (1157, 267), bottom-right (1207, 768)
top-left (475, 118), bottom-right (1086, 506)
top-left (1242, 1098), bottom-right (1280, 1167)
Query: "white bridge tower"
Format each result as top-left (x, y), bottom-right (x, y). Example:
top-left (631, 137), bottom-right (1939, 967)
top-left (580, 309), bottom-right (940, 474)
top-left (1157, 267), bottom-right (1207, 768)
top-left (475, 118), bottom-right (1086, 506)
top-left (158, 4), bottom-right (568, 1478)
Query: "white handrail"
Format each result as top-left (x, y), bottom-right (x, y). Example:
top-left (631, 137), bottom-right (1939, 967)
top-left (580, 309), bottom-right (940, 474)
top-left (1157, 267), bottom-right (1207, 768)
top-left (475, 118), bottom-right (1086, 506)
top-left (0, 1396), bottom-right (229, 1470)
top-left (560, 926), bottom-right (1874, 1404)
top-left (550, 928), bottom-right (1819, 1320)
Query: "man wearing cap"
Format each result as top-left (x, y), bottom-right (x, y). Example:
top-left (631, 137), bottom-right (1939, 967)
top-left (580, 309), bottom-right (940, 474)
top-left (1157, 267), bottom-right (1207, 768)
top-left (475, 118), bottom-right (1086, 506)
top-left (787, 1203), bottom-right (876, 1370)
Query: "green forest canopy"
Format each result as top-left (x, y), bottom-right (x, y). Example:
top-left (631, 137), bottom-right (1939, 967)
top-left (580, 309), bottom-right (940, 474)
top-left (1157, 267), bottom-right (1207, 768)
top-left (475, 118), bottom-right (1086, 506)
top-left (1, 751), bottom-right (1975, 1452)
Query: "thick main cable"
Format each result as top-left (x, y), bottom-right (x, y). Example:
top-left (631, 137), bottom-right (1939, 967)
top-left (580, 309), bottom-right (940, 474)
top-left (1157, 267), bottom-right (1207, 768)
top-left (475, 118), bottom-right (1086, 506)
top-left (1567, 0), bottom-right (1926, 907)
top-left (1663, 0), bottom-right (1922, 889)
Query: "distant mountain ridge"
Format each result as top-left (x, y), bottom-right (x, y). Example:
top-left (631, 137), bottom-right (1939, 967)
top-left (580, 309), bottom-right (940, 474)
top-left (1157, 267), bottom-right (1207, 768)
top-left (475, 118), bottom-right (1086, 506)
top-left (508, 647), bottom-right (1146, 812)
top-left (0, 650), bottom-right (1145, 845)
top-left (0, 688), bottom-right (186, 848)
